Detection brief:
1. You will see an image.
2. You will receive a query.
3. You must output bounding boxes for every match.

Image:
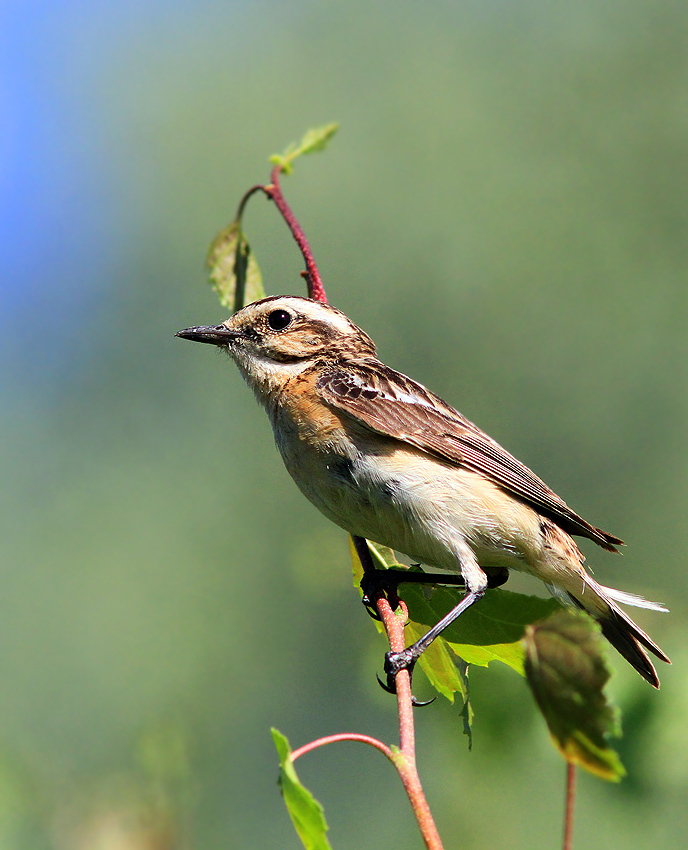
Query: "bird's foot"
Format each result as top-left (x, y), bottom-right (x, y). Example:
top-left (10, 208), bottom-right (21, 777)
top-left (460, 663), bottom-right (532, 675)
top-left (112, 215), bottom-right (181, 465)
top-left (378, 648), bottom-right (436, 707)
top-left (360, 569), bottom-right (402, 620)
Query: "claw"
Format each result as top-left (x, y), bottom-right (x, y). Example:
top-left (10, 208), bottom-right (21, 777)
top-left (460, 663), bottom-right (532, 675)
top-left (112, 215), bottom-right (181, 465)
top-left (411, 694), bottom-right (437, 708)
top-left (361, 582), bottom-right (383, 620)
top-left (376, 672), bottom-right (436, 707)
top-left (364, 603), bottom-right (382, 621)
top-left (376, 672), bottom-right (396, 694)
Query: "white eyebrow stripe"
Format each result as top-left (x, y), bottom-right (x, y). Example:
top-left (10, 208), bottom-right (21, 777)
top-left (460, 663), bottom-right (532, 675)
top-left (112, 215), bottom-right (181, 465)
top-left (290, 300), bottom-right (354, 335)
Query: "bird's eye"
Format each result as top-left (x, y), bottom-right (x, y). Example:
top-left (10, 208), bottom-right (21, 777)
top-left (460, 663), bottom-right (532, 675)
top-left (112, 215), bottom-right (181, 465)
top-left (267, 309), bottom-right (292, 331)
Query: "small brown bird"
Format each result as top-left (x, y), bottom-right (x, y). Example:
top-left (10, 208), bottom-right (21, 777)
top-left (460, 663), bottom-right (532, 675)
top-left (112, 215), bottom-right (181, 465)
top-left (177, 296), bottom-right (669, 686)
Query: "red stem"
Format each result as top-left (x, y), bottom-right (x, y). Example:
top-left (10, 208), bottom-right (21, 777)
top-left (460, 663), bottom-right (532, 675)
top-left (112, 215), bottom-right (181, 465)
top-left (563, 762), bottom-right (576, 850)
top-left (375, 593), bottom-right (444, 850)
top-left (292, 733), bottom-right (393, 763)
top-left (264, 164), bottom-right (328, 303)
top-left (352, 538), bottom-right (444, 850)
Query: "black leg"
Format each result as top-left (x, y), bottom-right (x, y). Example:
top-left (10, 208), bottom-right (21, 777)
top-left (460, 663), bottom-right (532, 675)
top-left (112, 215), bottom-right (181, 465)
top-left (360, 568), bottom-right (467, 620)
top-left (361, 566), bottom-right (506, 596)
top-left (360, 566), bottom-right (507, 620)
top-left (383, 588), bottom-right (486, 693)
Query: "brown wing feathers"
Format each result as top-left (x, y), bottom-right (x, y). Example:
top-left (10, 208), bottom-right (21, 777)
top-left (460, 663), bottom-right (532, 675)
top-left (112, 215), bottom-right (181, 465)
top-left (316, 361), bottom-right (624, 552)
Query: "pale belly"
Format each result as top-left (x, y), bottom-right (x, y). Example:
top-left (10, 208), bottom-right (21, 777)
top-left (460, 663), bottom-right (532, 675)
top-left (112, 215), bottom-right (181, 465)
top-left (274, 426), bottom-right (543, 574)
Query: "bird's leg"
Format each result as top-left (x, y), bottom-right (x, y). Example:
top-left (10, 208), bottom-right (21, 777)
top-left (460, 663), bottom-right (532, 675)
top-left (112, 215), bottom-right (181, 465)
top-left (361, 566), bottom-right (507, 620)
top-left (383, 588), bottom-right (485, 687)
top-left (383, 543), bottom-right (489, 695)
top-left (360, 568), bottom-right (468, 620)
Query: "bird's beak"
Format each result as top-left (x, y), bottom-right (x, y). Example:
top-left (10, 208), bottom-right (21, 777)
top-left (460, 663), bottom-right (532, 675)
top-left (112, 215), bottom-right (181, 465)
top-left (175, 325), bottom-right (239, 346)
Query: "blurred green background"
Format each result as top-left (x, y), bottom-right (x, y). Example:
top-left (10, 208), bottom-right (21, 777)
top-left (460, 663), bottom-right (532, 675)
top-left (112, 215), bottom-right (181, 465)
top-left (1, 1), bottom-right (687, 847)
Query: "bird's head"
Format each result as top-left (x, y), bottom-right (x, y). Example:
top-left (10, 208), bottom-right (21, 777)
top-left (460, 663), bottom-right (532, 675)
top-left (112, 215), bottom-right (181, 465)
top-left (176, 295), bottom-right (376, 397)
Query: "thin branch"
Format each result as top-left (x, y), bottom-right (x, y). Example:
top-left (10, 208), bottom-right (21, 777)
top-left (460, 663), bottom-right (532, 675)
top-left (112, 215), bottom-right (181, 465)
top-left (354, 536), bottom-right (444, 850)
top-left (291, 733), bottom-right (394, 763)
top-left (563, 762), bottom-right (577, 850)
top-left (265, 164), bottom-right (328, 303)
top-left (236, 183), bottom-right (270, 221)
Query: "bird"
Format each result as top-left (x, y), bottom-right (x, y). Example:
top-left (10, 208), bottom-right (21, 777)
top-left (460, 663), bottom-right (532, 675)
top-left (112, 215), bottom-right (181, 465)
top-left (176, 295), bottom-right (670, 688)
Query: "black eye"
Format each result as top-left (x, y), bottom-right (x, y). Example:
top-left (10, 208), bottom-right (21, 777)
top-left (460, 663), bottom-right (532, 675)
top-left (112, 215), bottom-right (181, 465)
top-left (267, 309), bottom-right (292, 331)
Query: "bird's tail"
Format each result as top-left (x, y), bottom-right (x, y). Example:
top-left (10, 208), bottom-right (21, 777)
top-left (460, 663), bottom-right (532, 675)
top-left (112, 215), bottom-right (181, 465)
top-left (547, 577), bottom-right (670, 688)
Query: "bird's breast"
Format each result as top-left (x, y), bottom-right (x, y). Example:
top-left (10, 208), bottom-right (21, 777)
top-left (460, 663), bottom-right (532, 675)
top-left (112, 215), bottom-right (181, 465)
top-left (270, 402), bottom-right (543, 572)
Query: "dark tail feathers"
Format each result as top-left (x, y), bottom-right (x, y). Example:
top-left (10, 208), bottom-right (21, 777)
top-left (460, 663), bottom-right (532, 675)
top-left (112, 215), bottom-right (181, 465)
top-left (568, 580), bottom-right (670, 688)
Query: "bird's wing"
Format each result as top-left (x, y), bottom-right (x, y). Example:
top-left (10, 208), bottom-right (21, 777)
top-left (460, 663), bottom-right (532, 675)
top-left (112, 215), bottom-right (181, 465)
top-left (316, 361), bottom-right (623, 552)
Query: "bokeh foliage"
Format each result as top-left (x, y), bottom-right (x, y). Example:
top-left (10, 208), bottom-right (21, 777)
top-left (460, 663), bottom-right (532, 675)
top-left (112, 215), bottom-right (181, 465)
top-left (1, 1), bottom-right (687, 848)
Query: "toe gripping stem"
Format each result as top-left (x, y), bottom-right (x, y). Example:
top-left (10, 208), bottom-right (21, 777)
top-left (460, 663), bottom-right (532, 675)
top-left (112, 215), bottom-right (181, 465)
top-left (381, 588), bottom-right (486, 703)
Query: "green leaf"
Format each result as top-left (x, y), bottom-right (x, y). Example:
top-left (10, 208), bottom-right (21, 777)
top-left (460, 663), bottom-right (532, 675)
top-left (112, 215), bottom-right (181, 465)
top-left (270, 123), bottom-right (339, 175)
top-left (405, 620), bottom-right (474, 745)
top-left (351, 539), bottom-right (403, 576)
top-left (401, 584), bottom-right (562, 674)
top-left (271, 729), bottom-right (333, 850)
top-left (523, 610), bottom-right (626, 781)
top-left (206, 218), bottom-right (265, 312)
top-left (405, 620), bottom-right (465, 702)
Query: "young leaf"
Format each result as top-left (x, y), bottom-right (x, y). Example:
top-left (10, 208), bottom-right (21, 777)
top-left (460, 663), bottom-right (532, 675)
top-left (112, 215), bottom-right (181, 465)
top-left (523, 610), bottom-right (626, 781)
top-left (271, 729), bottom-right (333, 850)
top-left (270, 123), bottom-right (339, 175)
top-left (206, 218), bottom-right (265, 312)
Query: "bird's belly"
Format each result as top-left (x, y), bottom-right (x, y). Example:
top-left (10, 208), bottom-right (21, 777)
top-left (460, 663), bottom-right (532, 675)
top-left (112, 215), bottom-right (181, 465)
top-left (276, 432), bottom-right (541, 572)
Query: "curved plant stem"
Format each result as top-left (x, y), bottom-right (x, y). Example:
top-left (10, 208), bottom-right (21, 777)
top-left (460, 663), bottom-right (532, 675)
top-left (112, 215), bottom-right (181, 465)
top-left (292, 733), bottom-right (394, 763)
top-left (264, 164), bottom-right (328, 303)
top-left (236, 183), bottom-right (269, 220)
top-left (563, 762), bottom-right (576, 850)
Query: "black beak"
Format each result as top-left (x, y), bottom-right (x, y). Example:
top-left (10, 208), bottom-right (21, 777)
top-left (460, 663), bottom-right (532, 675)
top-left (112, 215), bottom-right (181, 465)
top-left (175, 325), bottom-right (239, 346)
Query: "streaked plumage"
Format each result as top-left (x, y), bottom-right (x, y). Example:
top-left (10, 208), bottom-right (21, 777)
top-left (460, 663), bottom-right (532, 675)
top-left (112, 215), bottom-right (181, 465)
top-left (177, 295), bottom-right (670, 687)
